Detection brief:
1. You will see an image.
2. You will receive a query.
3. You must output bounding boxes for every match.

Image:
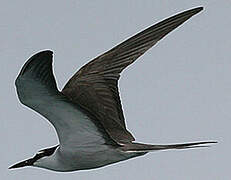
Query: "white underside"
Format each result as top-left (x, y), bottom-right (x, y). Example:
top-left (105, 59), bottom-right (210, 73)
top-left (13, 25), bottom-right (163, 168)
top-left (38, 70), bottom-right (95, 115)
top-left (16, 78), bottom-right (107, 149)
top-left (34, 145), bottom-right (143, 171)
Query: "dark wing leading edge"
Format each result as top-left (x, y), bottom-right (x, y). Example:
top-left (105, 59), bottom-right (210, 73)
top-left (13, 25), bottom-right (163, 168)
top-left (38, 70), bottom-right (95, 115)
top-left (62, 7), bottom-right (203, 143)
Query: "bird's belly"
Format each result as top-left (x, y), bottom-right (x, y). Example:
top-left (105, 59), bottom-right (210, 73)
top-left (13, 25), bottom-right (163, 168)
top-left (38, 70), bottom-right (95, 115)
top-left (57, 145), bottom-right (139, 171)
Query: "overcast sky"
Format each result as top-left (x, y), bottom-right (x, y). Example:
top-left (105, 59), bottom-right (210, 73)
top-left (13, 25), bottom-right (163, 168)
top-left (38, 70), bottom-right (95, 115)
top-left (1, 1), bottom-right (230, 180)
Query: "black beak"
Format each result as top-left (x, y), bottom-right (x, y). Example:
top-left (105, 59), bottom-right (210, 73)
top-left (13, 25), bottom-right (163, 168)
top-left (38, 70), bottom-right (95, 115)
top-left (9, 158), bottom-right (34, 169)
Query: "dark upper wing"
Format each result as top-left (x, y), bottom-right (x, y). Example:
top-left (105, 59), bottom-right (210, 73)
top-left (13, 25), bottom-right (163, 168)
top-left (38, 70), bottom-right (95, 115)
top-left (62, 7), bottom-right (203, 143)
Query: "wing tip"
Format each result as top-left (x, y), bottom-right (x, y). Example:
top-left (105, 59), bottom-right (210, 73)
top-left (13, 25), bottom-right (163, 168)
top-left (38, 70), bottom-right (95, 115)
top-left (37, 49), bottom-right (53, 56)
top-left (190, 6), bottom-right (204, 15)
top-left (175, 6), bottom-right (204, 19)
top-left (15, 49), bottom-right (54, 87)
top-left (17, 50), bottom-right (53, 76)
top-left (192, 6), bottom-right (203, 12)
top-left (28, 49), bottom-right (53, 62)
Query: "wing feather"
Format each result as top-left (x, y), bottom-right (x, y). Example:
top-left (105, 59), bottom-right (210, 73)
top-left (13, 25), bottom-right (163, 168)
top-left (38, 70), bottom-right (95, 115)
top-left (16, 51), bottom-right (115, 148)
top-left (62, 7), bottom-right (203, 143)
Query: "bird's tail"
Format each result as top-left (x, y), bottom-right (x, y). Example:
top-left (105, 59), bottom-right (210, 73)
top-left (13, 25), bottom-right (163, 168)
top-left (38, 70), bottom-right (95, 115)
top-left (121, 141), bottom-right (217, 152)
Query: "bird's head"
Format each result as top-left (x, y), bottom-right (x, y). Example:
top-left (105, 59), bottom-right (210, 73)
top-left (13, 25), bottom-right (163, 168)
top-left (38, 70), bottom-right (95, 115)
top-left (9, 145), bottom-right (59, 169)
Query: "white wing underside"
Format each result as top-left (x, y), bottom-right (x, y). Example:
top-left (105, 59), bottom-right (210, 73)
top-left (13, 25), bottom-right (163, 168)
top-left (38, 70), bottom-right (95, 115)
top-left (16, 78), bottom-right (106, 148)
top-left (17, 78), bottom-right (106, 146)
top-left (15, 52), bottom-right (108, 150)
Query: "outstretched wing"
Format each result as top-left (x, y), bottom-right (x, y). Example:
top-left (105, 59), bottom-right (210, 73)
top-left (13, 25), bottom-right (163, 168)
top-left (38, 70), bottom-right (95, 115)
top-left (15, 51), bottom-right (115, 148)
top-left (62, 7), bottom-right (203, 143)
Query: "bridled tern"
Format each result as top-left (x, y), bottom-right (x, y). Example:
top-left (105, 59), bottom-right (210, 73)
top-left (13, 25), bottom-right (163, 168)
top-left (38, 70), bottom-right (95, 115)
top-left (9, 7), bottom-right (216, 172)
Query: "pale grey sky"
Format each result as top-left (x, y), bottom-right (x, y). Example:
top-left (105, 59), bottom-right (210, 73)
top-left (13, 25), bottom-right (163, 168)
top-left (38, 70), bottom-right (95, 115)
top-left (1, 1), bottom-right (230, 180)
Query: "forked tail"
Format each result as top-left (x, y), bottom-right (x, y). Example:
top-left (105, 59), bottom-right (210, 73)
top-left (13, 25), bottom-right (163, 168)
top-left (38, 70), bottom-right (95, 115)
top-left (122, 141), bottom-right (217, 152)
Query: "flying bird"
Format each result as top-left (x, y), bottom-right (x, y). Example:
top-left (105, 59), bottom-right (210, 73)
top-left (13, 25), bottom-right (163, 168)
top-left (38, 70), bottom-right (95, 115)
top-left (9, 7), bottom-right (216, 172)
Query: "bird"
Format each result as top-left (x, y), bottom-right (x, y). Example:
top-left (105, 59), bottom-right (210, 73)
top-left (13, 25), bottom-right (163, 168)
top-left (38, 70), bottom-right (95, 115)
top-left (9, 7), bottom-right (216, 172)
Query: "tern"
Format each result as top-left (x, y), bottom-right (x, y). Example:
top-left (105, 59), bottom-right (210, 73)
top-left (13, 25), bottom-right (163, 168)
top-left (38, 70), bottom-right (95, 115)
top-left (9, 7), bottom-right (216, 172)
